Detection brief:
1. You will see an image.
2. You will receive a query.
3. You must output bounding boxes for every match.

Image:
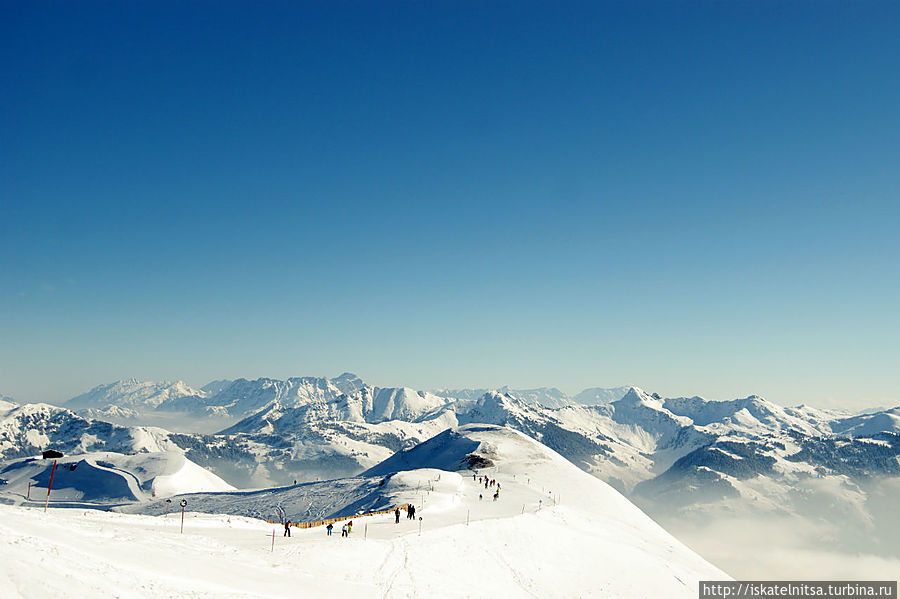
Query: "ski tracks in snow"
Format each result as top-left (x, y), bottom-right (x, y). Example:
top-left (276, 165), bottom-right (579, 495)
top-left (493, 547), bottom-right (542, 599)
top-left (375, 536), bottom-right (414, 598)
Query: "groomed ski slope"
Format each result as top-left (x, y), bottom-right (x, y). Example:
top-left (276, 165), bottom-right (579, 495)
top-left (0, 425), bottom-right (728, 598)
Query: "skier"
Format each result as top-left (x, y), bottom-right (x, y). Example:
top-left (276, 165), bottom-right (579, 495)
top-left (341, 523), bottom-right (348, 537)
top-left (284, 520), bottom-right (291, 537)
top-left (395, 507), bottom-right (401, 524)
top-left (408, 505), bottom-right (416, 520)
top-left (347, 520), bottom-right (353, 535)
top-left (326, 522), bottom-right (333, 536)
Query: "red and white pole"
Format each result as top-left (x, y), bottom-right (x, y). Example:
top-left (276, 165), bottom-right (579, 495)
top-left (180, 504), bottom-right (185, 533)
top-left (364, 523), bottom-right (367, 539)
top-left (27, 481), bottom-right (31, 500)
top-left (271, 529), bottom-right (275, 552)
top-left (44, 460), bottom-right (57, 513)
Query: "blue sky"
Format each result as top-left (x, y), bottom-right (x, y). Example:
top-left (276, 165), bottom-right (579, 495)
top-left (2, 1), bottom-right (898, 407)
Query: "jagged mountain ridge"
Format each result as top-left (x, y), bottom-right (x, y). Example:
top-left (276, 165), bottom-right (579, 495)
top-left (5, 377), bottom-right (900, 527)
top-left (0, 401), bottom-right (180, 459)
top-left (66, 378), bottom-right (207, 410)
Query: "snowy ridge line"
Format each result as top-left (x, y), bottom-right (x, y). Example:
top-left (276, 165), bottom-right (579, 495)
top-left (269, 502), bottom-right (411, 529)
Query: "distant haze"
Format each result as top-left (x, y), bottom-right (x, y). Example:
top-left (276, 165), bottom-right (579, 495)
top-left (1, 374), bottom-right (894, 414)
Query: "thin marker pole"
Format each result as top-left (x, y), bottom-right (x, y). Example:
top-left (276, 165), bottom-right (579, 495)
top-left (44, 460), bottom-right (57, 513)
top-left (272, 529), bottom-right (275, 552)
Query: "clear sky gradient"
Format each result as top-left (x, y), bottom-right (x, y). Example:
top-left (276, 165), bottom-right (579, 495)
top-left (2, 1), bottom-right (898, 408)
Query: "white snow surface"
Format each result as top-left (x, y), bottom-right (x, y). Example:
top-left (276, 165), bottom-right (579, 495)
top-left (0, 451), bottom-right (234, 504)
top-left (0, 425), bottom-right (727, 598)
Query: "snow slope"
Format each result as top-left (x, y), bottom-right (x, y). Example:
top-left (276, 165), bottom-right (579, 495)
top-left (1, 424), bottom-right (727, 598)
top-left (0, 451), bottom-right (234, 505)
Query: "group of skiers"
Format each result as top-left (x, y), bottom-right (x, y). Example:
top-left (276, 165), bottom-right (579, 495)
top-left (312, 504), bottom-right (417, 539)
top-left (475, 474), bottom-right (501, 501)
top-left (285, 519), bottom-right (353, 537)
top-left (283, 471), bottom-right (510, 540)
top-left (282, 469), bottom-right (514, 541)
top-left (472, 474), bottom-right (500, 501)
top-left (322, 520), bottom-right (354, 536)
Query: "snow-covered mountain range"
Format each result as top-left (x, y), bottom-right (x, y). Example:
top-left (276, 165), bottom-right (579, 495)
top-left (2, 376), bottom-right (899, 580)
top-left (3, 376), bottom-right (896, 518)
top-left (65, 374), bottom-right (633, 425)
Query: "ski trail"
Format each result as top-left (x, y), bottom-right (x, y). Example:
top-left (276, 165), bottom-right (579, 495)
top-left (494, 547), bottom-right (542, 599)
top-left (376, 536), bottom-right (415, 598)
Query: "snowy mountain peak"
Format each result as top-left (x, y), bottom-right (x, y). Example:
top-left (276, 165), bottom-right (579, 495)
top-left (496, 385), bottom-right (570, 408)
top-left (455, 391), bottom-right (545, 427)
top-left (571, 385), bottom-right (632, 405)
top-left (67, 379), bottom-right (206, 410)
top-left (613, 386), bottom-right (657, 406)
top-left (362, 423), bottom-right (590, 478)
top-left (331, 372), bottom-right (366, 395)
top-left (200, 379), bottom-right (233, 395)
top-left (0, 400), bottom-right (181, 459)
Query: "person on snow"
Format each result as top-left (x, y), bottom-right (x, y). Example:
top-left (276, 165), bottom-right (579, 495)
top-left (326, 522), bottom-right (334, 536)
top-left (341, 523), bottom-right (348, 537)
top-left (347, 520), bottom-right (353, 535)
top-left (395, 507), bottom-right (401, 524)
top-left (284, 521), bottom-right (292, 537)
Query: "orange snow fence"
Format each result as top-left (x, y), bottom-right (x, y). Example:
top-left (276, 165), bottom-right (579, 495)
top-left (268, 504), bottom-right (409, 529)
